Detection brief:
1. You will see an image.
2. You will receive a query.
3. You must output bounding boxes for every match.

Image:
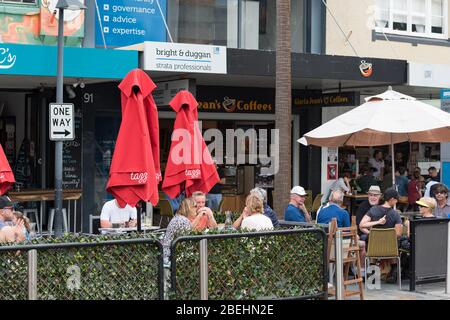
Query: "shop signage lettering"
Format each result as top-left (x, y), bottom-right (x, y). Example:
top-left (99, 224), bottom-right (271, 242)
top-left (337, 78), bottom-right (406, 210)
top-left (196, 86), bottom-right (275, 114)
top-left (198, 97), bottom-right (273, 113)
top-left (154, 79), bottom-right (190, 106)
top-left (95, 0), bottom-right (166, 47)
top-left (293, 92), bottom-right (359, 108)
top-left (0, 48), bottom-right (16, 69)
top-left (144, 42), bottom-right (227, 74)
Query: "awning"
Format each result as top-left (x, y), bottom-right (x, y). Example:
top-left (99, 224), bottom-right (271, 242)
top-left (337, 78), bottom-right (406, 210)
top-left (0, 43), bottom-right (138, 80)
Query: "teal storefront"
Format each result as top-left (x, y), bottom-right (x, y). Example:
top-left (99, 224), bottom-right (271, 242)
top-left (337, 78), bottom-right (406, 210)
top-left (0, 43), bottom-right (138, 233)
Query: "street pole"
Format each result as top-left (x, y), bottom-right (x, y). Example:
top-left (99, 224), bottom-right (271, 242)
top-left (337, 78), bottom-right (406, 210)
top-left (54, 8), bottom-right (65, 237)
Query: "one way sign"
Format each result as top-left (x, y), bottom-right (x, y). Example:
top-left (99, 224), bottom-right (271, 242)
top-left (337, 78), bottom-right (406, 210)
top-left (49, 103), bottom-right (75, 141)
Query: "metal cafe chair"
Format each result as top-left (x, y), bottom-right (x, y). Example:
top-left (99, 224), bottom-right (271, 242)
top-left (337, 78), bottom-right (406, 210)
top-left (156, 199), bottom-right (174, 227)
top-left (364, 228), bottom-right (401, 290)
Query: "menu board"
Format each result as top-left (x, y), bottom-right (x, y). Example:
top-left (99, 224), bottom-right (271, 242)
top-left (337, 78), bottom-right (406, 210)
top-left (63, 107), bottom-right (82, 189)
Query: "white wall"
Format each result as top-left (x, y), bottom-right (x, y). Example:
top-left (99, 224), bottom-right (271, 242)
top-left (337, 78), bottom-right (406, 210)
top-left (320, 106), bottom-right (355, 195)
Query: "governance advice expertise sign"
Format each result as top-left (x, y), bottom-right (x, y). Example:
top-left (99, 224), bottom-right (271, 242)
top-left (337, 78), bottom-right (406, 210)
top-left (143, 42), bottom-right (227, 74)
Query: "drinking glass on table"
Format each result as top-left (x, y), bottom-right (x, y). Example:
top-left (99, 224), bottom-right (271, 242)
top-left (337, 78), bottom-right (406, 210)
top-left (29, 222), bottom-right (37, 239)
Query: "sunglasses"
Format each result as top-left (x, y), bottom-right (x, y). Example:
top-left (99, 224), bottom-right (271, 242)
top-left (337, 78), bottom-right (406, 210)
top-left (435, 191), bottom-right (447, 195)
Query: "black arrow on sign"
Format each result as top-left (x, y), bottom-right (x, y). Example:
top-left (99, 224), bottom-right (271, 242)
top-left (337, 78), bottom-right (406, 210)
top-left (54, 130), bottom-right (71, 136)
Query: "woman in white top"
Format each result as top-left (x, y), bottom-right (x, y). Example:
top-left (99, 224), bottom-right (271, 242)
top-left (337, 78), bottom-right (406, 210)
top-left (233, 194), bottom-right (273, 231)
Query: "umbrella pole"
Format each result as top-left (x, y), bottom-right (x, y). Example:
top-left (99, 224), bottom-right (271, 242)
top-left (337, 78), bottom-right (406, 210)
top-left (137, 201), bottom-right (142, 232)
top-left (391, 141), bottom-right (396, 190)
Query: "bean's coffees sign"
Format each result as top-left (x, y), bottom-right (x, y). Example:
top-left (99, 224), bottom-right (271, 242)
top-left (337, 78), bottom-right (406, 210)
top-left (169, 86), bottom-right (358, 113)
top-left (196, 86), bottom-right (275, 114)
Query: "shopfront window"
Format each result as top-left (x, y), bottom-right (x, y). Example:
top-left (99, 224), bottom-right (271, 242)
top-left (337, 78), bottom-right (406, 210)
top-left (375, 0), bottom-right (448, 39)
top-left (0, 0), bottom-right (36, 3)
top-left (94, 113), bottom-right (121, 209)
top-left (168, 0), bottom-right (305, 52)
top-left (338, 142), bottom-right (441, 194)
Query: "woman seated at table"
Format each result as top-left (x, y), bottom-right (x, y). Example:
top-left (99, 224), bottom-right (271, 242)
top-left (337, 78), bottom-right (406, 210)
top-left (190, 191), bottom-right (218, 231)
top-left (404, 197), bottom-right (436, 238)
top-left (232, 194), bottom-right (274, 231)
top-left (162, 198), bottom-right (196, 262)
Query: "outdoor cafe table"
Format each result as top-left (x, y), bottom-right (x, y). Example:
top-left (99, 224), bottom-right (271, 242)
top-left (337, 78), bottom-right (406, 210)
top-left (9, 189), bottom-right (82, 233)
top-left (99, 226), bottom-right (160, 234)
top-left (344, 194), bottom-right (368, 216)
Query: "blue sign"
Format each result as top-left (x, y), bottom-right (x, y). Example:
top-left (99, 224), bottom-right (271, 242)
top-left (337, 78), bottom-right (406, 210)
top-left (443, 162), bottom-right (450, 188)
top-left (441, 89), bottom-right (450, 113)
top-left (95, 0), bottom-right (167, 48)
top-left (0, 43), bottom-right (138, 79)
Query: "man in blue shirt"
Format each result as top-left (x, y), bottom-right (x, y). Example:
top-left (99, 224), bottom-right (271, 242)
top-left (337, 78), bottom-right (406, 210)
top-left (0, 196), bottom-right (14, 230)
top-left (317, 190), bottom-right (350, 228)
top-left (284, 186), bottom-right (311, 222)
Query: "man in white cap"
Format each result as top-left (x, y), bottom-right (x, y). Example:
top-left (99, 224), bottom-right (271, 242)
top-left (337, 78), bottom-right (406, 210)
top-left (284, 186), bottom-right (311, 223)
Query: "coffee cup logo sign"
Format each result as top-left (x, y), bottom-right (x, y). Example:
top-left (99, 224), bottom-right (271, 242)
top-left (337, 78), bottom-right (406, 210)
top-left (185, 169), bottom-right (201, 179)
top-left (222, 96), bottom-right (237, 112)
top-left (359, 60), bottom-right (373, 77)
top-left (130, 172), bottom-right (148, 184)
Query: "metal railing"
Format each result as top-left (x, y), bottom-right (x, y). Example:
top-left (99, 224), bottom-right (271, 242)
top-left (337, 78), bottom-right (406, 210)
top-left (0, 238), bottom-right (164, 300)
top-left (170, 228), bottom-right (328, 300)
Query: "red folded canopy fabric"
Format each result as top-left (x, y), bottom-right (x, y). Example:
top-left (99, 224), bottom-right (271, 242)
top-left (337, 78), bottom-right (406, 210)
top-left (106, 69), bottom-right (161, 207)
top-left (162, 90), bottom-right (219, 198)
top-left (0, 144), bottom-right (14, 195)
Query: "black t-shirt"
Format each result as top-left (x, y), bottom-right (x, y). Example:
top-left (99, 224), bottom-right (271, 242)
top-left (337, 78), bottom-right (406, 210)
top-left (356, 200), bottom-right (373, 226)
top-left (209, 167), bottom-right (224, 194)
top-left (367, 205), bottom-right (402, 229)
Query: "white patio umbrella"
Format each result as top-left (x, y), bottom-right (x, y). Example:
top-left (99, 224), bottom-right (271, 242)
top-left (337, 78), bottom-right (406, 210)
top-left (298, 87), bottom-right (450, 188)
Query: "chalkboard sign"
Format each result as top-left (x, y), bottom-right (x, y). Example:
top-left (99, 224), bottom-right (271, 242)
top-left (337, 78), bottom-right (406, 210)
top-left (14, 139), bottom-right (31, 188)
top-left (410, 218), bottom-right (449, 291)
top-left (63, 107), bottom-right (82, 189)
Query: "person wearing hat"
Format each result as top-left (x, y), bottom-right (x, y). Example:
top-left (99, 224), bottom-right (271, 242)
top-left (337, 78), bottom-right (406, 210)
top-left (0, 195), bottom-right (14, 230)
top-left (355, 185), bottom-right (382, 236)
top-left (399, 196), bottom-right (437, 241)
top-left (359, 188), bottom-right (403, 237)
top-left (284, 186), bottom-right (311, 223)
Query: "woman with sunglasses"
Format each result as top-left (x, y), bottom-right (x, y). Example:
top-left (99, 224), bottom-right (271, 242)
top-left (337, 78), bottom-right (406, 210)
top-left (433, 184), bottom-right (450, 218)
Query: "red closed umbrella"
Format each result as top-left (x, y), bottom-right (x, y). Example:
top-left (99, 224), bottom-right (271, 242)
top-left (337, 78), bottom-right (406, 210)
top-left (0, 144), bottom-right (14, 195)
top-left (162, 90), bottom-right (219, 198)
top-left (106, 69), bottom-right (161, 208)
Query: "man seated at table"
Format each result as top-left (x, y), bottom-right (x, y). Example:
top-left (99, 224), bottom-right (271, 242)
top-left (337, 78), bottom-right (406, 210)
top-left (359, 188), bottom-right (403, 283)
top-left (284, 186), bottom-right (311, 223)
top-left (355, 185), bottom-right (382, 235)
top-left (0, 196), bottom-right (14, 230)
top-left (100, 198), bottom-right (137, 228)
top-left (356, 166), bottom-right (378, 194)
top-left (359, 188), bottom-right (403, 239)
top-left (317, 190), bottom-right (350, 228)
top-left (190, 191), bottom-right (217, 231)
